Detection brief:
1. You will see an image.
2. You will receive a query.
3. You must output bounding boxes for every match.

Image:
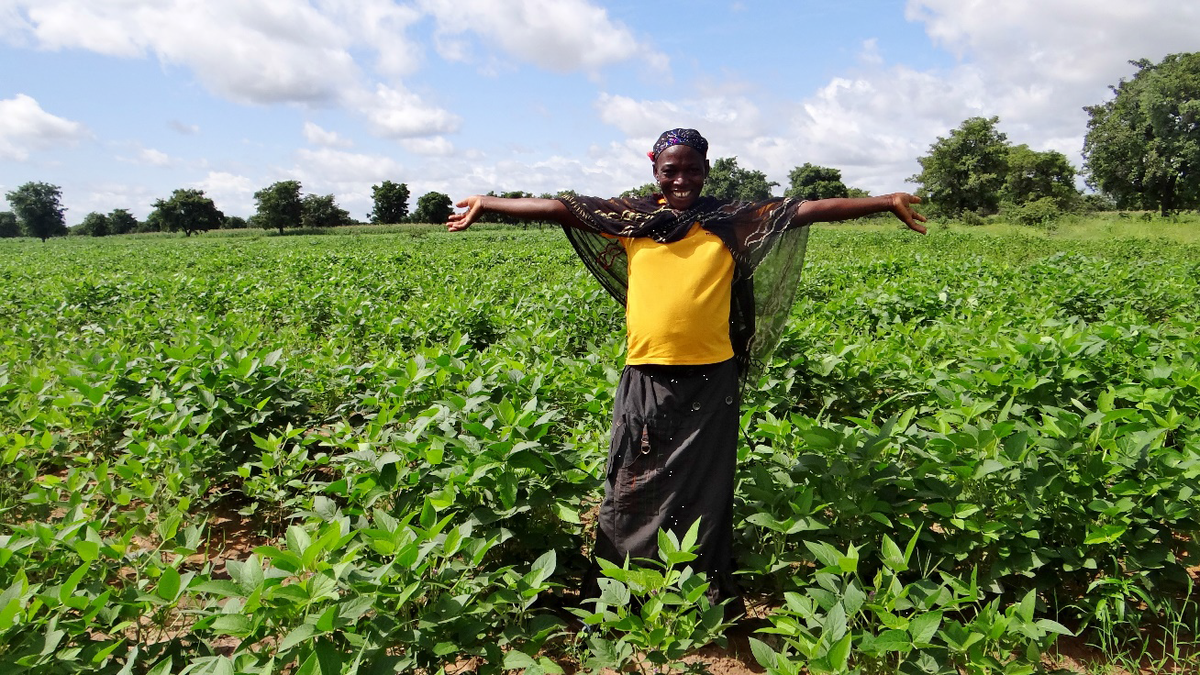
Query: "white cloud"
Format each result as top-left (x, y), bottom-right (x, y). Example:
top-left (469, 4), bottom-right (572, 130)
top-left (0, 93), bottom-right (89, 160)
top-left (192, 171), bottom-right (258, 217)
top-left (401, 136), bottom-right (455, 156)
top-left (420, 0), bottom-right (667, 74)
top-left (303, 121), bottom-right (352, 148)
top-left (135, 147), bottom-right (173, 167)
top-left (354, 84), bottom-right (461, 138)
top-left (13, 0), bottom-right (360, 105)
top-left (170, 120), bottom-right (201, 135)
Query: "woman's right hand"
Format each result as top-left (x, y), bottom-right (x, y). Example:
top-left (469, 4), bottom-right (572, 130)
top-left (447, 195), bottom-right (487, 232)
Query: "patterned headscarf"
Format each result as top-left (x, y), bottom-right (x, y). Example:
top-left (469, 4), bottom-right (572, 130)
top-left (648, 128), bottom-right (709, 162)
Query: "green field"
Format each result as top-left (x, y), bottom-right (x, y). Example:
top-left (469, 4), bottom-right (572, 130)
top-left (2, 221), bottom-right (1200, 674)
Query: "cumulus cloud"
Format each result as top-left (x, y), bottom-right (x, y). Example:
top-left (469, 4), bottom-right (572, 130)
top-left (0, 93), bottom-right (89, 160)
top-left (192, 171), bottom-right (258, 216)
top-left (353, 84), bottom-right (461, 138)
top-left (303, 121), bottom-right (352, 148)
top-left (133, 147), bottom-right (173, 167)
top-left (400, 136), bottom-right (455, 156)
top-left (420, 0), bottom-right (667, 74)
top-left (170, 120), bottom-right (201, 135)
top-left (13, 0), bottom-right (359, 105)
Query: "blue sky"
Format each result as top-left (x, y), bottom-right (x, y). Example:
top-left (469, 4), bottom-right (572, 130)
top-left (1, 0), bottom-right (1197, 222)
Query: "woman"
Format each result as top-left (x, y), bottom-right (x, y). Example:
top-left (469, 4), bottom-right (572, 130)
top-left (447, 128), bottom-right (926, 613)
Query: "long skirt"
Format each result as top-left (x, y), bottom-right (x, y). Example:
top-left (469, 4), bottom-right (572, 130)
top-left (589, 358), bottom-right (742, 611)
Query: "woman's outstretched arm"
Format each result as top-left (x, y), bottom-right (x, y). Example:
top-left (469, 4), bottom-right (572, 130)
top-left (793, 193), bottom-right (927, 234)
top-left (446, 195), bottom-right (583, 232)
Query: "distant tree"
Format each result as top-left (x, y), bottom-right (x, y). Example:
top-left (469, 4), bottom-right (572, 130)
top-left (151, 189), bottom-right (224, 237)
top-left (78, 211), bottom-right (110, 237)
top-left (1083, 52), bottom-right (1200, 216)
top-left (785, 163), bottom-right (850, 201)
top-left (1002, 144), bottom-right (1079, 210)
top-left (411, 191), bottom-right (453, 224)
top-left (222, 215), bottom-right (248, 229)
top-left (108, 208), bottom-right (138, 235)
top-left (141, 211), bottom-right (164, 233)
top-left (910, 116), bottom-right (1010, 216)
top-left (6, 182), bottom-right (68, 241)
top-left (369, 180), bottom-right (411, 224)
top-left (0, 211), bottom-right (18, 238)
top-left (254, 180), bottom-right (303, 235)
top-left (702, 157), bottom-right (778, 201)
top-left (621, 183), bottom-right (659, 198)
top-left (1079, 192), bottom-right (1117, 212)
top-left (302, 193), bottom-right (353, 228)
top-left (846, 187), bottom-right (871, 199)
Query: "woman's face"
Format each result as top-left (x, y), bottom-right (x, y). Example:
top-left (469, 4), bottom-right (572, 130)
top-left (653, 145), bottom-right (709, 210)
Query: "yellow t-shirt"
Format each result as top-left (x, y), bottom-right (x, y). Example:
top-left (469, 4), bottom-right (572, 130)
top-left (622, 223), bottom-right (735, 365)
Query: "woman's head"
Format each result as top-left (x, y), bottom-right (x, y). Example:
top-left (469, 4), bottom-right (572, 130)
top-left (649, 128), bottom-right (709, 210)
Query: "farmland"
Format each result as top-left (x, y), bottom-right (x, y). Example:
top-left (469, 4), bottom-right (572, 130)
top-left (2, 219), bottom-right (1200, 674)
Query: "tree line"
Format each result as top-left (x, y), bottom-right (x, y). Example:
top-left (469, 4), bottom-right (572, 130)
top-left (2, 52), bottom-right (1195, 241)
top-left (0, 178), bottom-right (459, 241)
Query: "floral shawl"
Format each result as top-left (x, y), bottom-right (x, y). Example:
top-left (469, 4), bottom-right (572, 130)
top-left (558, 193), bottom-right (810, 387)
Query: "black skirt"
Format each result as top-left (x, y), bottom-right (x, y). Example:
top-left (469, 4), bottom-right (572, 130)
top-left (591, 358), bottom-right (742, 607)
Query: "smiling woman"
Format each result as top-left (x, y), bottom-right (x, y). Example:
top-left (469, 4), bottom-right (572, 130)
top-left (447, 127), bottom-right (926, 617)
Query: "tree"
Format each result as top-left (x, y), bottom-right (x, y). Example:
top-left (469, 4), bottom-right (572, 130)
top-left (785, 163), bottom-right (849, 200)
top-left (621, 183), bottom-right (659, 198)
top-left (369, 180), bottom-right (410, 224)
top-left (702, 157), bottom-right (778, 201)
top-left (108, 208), bottom-right (138, 235)
top-left (0, 212), bottom-right (20, 238)
top-left (411, 191), bottom-right (453, 224)
top-left (1002, 145), bottom-right (1078, 210)
top-left (302, 193), bottom-right (353, 228)
top-left (254, 181), bottom-right (303, 235)
top-left (1083, 52), bottom-right (1200, 215)
top-left (78, 211), bottom-right (110, 237)
top-left (151, 189), bottom-right (224, 236)
top-left (910, 116), bottom-right (1010, 216)
top-left (6, 182), bottom-right (67, 241)
top-left (222, 215), bottom-right (248, 229)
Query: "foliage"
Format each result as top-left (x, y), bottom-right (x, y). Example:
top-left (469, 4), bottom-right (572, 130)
top-left (107, 209), bottom-right (139, 236)
top-left (1083, 52), bottom-right (1200, 216)
top-left (150, 189), bottom-right (225, 237)
top-left (5, 182), bottom-right (68, 241)
top-left (301, 194), bottom-right (353, 229)
top-left (1003, 145), bottom-right (1079, 211)
top-left (0, 212), bottom-right (18, 238)
top-left (571, 521), bottom-right (731, 674)
top-left (1003, 196), bottom-right (1064, 229)
top-left (254, 181), bottom-right (303, 235)
top-left (1, 227), bottom-right (1199, 672)
top-left (911, 117), bottom-right (1009, 217)
top-left (369, 180), bottom-right (410, 224)
top-left (621, 183), bottom-right (659, 199)
top-left (785, 163), bottom-right (849, 201)
top-left (222, 215), bottom-right (248, 230)
top-left (749, 534), bottom-right (1070, 675)
top-left (411, 191), bottom-right (454, 224)
top-left (703, 157), bottom-right (778, 201)
top-left (76, 212), bottom-right (109, 237)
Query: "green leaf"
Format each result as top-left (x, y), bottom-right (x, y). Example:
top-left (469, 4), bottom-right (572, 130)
top-left (503, 651), bottom-right (537, 669)
top-left (156, 566), bottom-right (181, 602)
top-left (909, 610), bottom-right (942, 646)
top-left (279, 623), bottom-right (318, 651)
top-left (1084, 523), bottom-right (1127, 545)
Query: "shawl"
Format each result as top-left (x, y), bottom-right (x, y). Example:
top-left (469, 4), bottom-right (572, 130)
top-left (559, 193), bottom-right (810, 387)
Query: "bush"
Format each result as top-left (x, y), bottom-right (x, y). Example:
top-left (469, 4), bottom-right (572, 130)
top-left (1005, 196), bottom-right (1063, 228)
